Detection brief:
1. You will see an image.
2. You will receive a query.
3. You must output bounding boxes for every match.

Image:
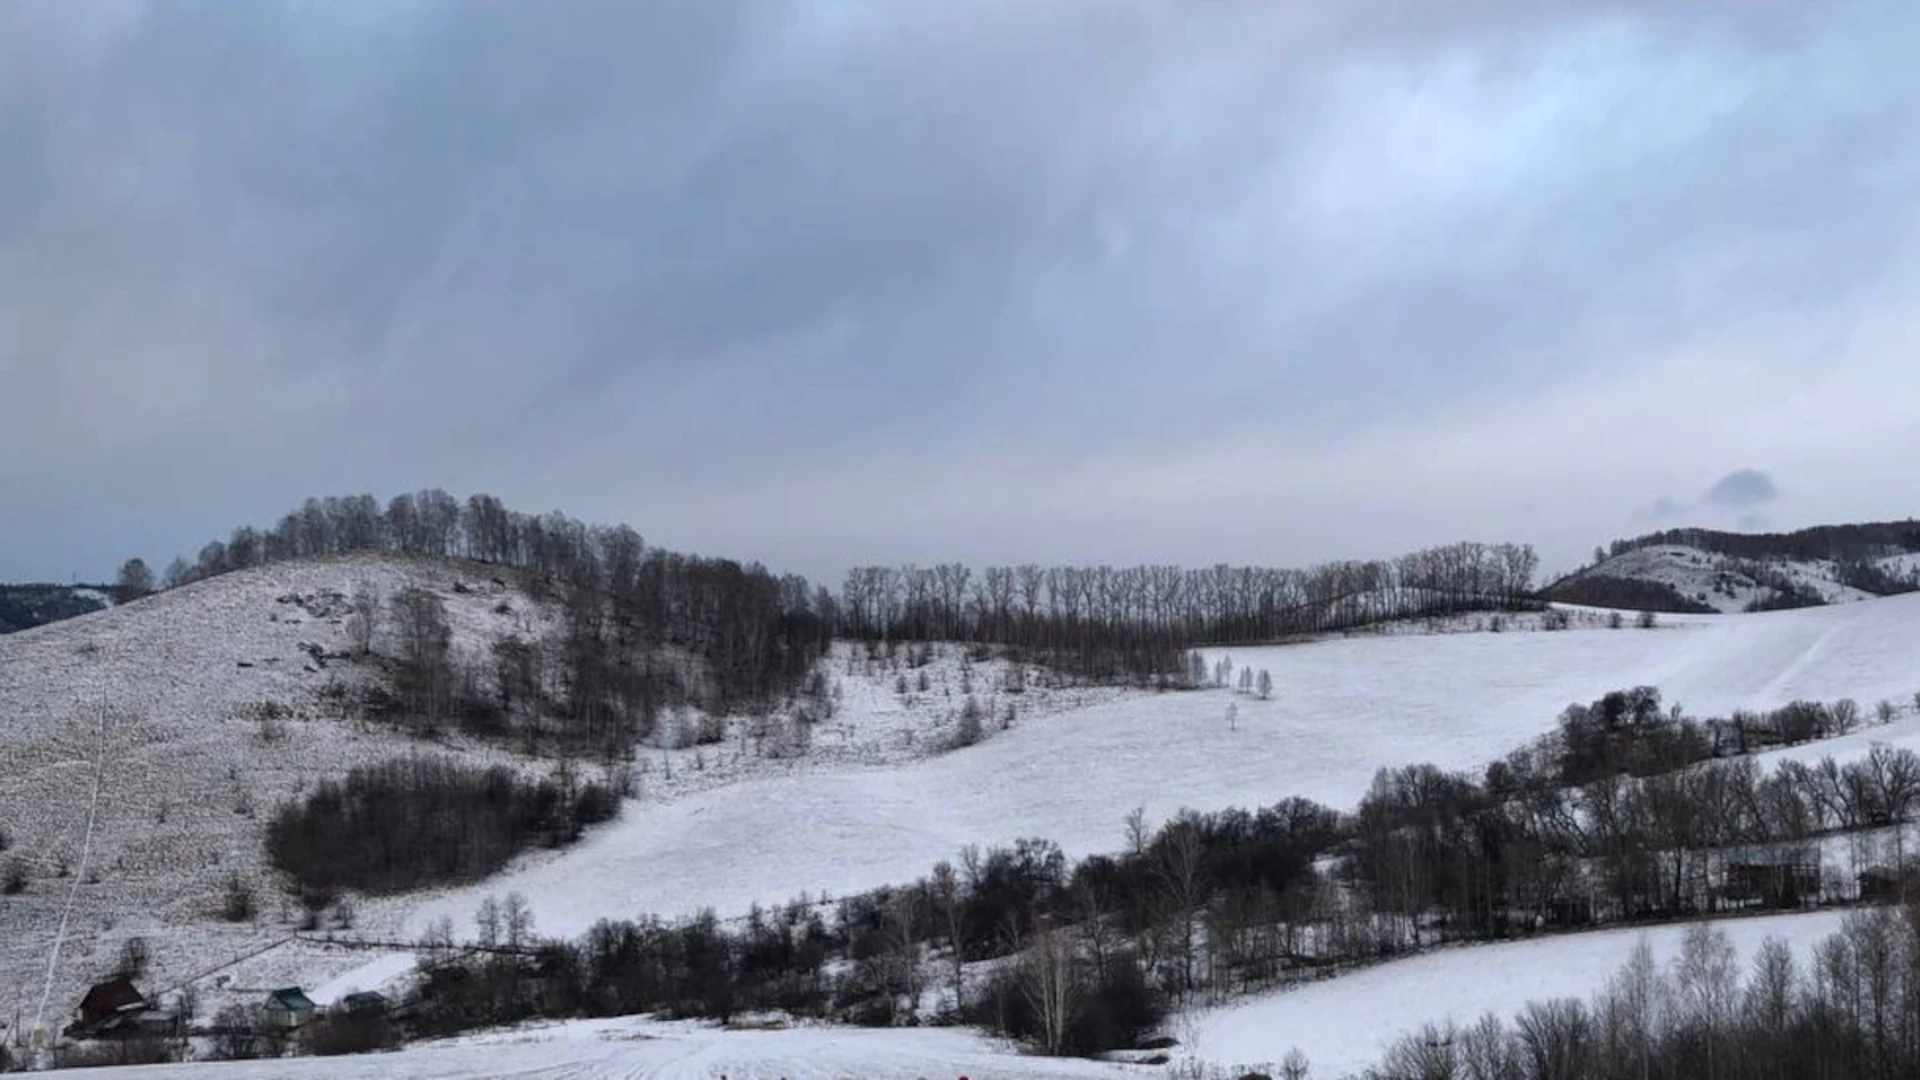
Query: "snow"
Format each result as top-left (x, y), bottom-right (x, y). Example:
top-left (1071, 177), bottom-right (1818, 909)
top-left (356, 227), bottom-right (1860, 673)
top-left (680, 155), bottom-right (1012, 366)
top-left (309, 951), bottom-right (417, 1007)
top-left (1567, 543), bottom-right (1907, 613)
top-left (73, 1016), bottom-right (1136, 1079)
top-left (10, 554), bottom-right (1920, 1059)
top-left (373, 594), bottom-right (1920, 950)
top-left (1182, 910), bottom-right (1852, 1079)
top-left (0, 556), bottom-right (600, 1028)
top-left (69, 587), bottom-right (116, 610)
top-left (0, 557), bottom-right (1117, 1031)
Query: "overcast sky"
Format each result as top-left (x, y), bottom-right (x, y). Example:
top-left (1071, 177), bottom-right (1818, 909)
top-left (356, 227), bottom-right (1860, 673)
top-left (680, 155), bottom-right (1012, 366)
top-left (3, 1), bottom-right (1917, 585)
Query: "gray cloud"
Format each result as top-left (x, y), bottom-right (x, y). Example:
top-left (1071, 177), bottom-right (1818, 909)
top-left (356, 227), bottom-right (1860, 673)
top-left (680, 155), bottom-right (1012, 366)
top-left (1636, 468), bottom-right (1781, 530)
top-left (2, 1), bottom-right (1918, 583)
top-left (1705, 469), bottom-right (1781, 510)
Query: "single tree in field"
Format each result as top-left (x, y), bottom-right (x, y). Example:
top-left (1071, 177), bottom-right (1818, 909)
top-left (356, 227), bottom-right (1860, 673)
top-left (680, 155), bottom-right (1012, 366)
top-left (1257, 669), bottom-right (1273, 700)
top-left (116, 557), bottom-right (155, 603)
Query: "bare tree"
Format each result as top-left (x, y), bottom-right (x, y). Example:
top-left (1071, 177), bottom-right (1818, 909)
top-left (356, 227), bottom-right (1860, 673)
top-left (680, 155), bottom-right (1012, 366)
top-left (347, 579), bottom-right (380, 656)
top-left (1674, 922), bottom-right (1738, 1080)
top-left (475, 896), bottom-right (502, 948)
top-left (887, 889), bottom-right (924, 1018)
top-left (115, 558), bottom-right (154, 603)
top-left (932, 860), bottom-right (966, 1013)
top-left (391, 586), bottom-right (453, 730)
top-left (1019, 920), bottom-right (1080, 1055)
top-left (161, 556), bottom-right (193, 590)
top-left (1157, 815), bottom-right (1205, 996)
top-left (504, 891), bottom-right (535, 950)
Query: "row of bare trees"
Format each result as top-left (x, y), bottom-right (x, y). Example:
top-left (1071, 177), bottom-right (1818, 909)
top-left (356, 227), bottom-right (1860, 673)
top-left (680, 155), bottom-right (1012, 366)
top-left (1368, 908), bottom-right (1920, 1080)
top-left (837, 542), bottom-right (1540, 681)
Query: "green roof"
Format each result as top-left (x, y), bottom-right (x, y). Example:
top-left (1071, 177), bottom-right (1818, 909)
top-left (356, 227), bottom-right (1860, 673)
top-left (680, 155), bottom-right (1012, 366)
top-left (266, 988), bottom-right (315, 1010)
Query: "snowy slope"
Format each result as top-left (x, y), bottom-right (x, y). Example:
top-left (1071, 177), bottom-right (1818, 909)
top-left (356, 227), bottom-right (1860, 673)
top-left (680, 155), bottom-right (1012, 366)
top-left (12, 553), bottom-right (1920, 1058)
top-left (0, 555), bottom-right (574, 1034)
top-left (1182, 909), bottom-right (1850, 1079)
top-left (368, 595), bottom-right (1920, 954)
top-left (0, 557), bottom-right (1105, 1037)
top-left (1550, 543), bottom-right (1907, 613)
top-left (65, 1017), bottom-right (1137, 1079)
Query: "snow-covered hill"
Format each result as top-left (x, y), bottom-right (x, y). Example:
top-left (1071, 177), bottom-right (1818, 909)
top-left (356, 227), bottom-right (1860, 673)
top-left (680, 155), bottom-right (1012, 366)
top-left (0, 555), bottom-right (1102, 1040)
top-left (11, 554), bottom-right (1920, 1067)
top-left (0, 556), bottom-right (568, 1035)
top-left (320, 594), bottom-right (1920, 1010)
top-left (1546, 542), bottom-right (1920, 613)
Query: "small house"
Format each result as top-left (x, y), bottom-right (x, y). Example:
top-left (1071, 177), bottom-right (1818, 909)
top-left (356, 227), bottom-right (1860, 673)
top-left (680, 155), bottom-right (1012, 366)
top-left (262, 987), bottom-right (316, 1031)
top-left (74, 976), bottom-right (148, 1035)
top-left (340, 991), bottom-right (389, 1017)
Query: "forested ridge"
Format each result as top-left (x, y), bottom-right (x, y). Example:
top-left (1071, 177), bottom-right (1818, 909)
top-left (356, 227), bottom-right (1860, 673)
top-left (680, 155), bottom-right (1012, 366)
top-left (1603, 520), bottom-right (1920, 564)
top-left (126, 491), bottom-right (1547, 699)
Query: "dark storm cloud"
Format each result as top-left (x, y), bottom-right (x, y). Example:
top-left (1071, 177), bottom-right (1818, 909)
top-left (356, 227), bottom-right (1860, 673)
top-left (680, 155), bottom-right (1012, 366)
top-left (2, 0), bottom-right (1917, 582)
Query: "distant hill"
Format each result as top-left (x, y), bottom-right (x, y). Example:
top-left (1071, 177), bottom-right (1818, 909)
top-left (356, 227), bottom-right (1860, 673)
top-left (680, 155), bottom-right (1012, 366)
top-left (1545, 520), bottom-right (1920, 613)
top-left (0, 583), bottom-right (114, 633)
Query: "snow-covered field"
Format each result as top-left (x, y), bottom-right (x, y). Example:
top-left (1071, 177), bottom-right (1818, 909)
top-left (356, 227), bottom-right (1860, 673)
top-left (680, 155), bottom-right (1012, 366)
top-left (1182, 909), bottom-right (1851, 1079)
top-left (9, 553), bottom-right (1920, 1066)
top-left (64, 1016), bottom-right (1138, 1079)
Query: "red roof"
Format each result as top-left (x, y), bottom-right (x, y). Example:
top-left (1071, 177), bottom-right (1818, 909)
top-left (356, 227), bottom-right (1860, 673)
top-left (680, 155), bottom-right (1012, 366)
top-left (78, 977), bottom-right (146, 1025)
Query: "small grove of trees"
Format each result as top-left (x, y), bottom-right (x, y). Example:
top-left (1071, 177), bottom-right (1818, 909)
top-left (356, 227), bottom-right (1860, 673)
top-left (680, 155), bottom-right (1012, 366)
top-left (1543, 574), bottom-right (1716, 614)
top-left (264, 756), bottom-right (619, 897)
top-left (1363, 907), bottom-right (1920, 1080)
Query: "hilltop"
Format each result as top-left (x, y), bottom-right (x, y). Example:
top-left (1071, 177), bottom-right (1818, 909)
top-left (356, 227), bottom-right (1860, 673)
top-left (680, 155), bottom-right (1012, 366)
top-left (1543, 520), bottom-right (1920, 613)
